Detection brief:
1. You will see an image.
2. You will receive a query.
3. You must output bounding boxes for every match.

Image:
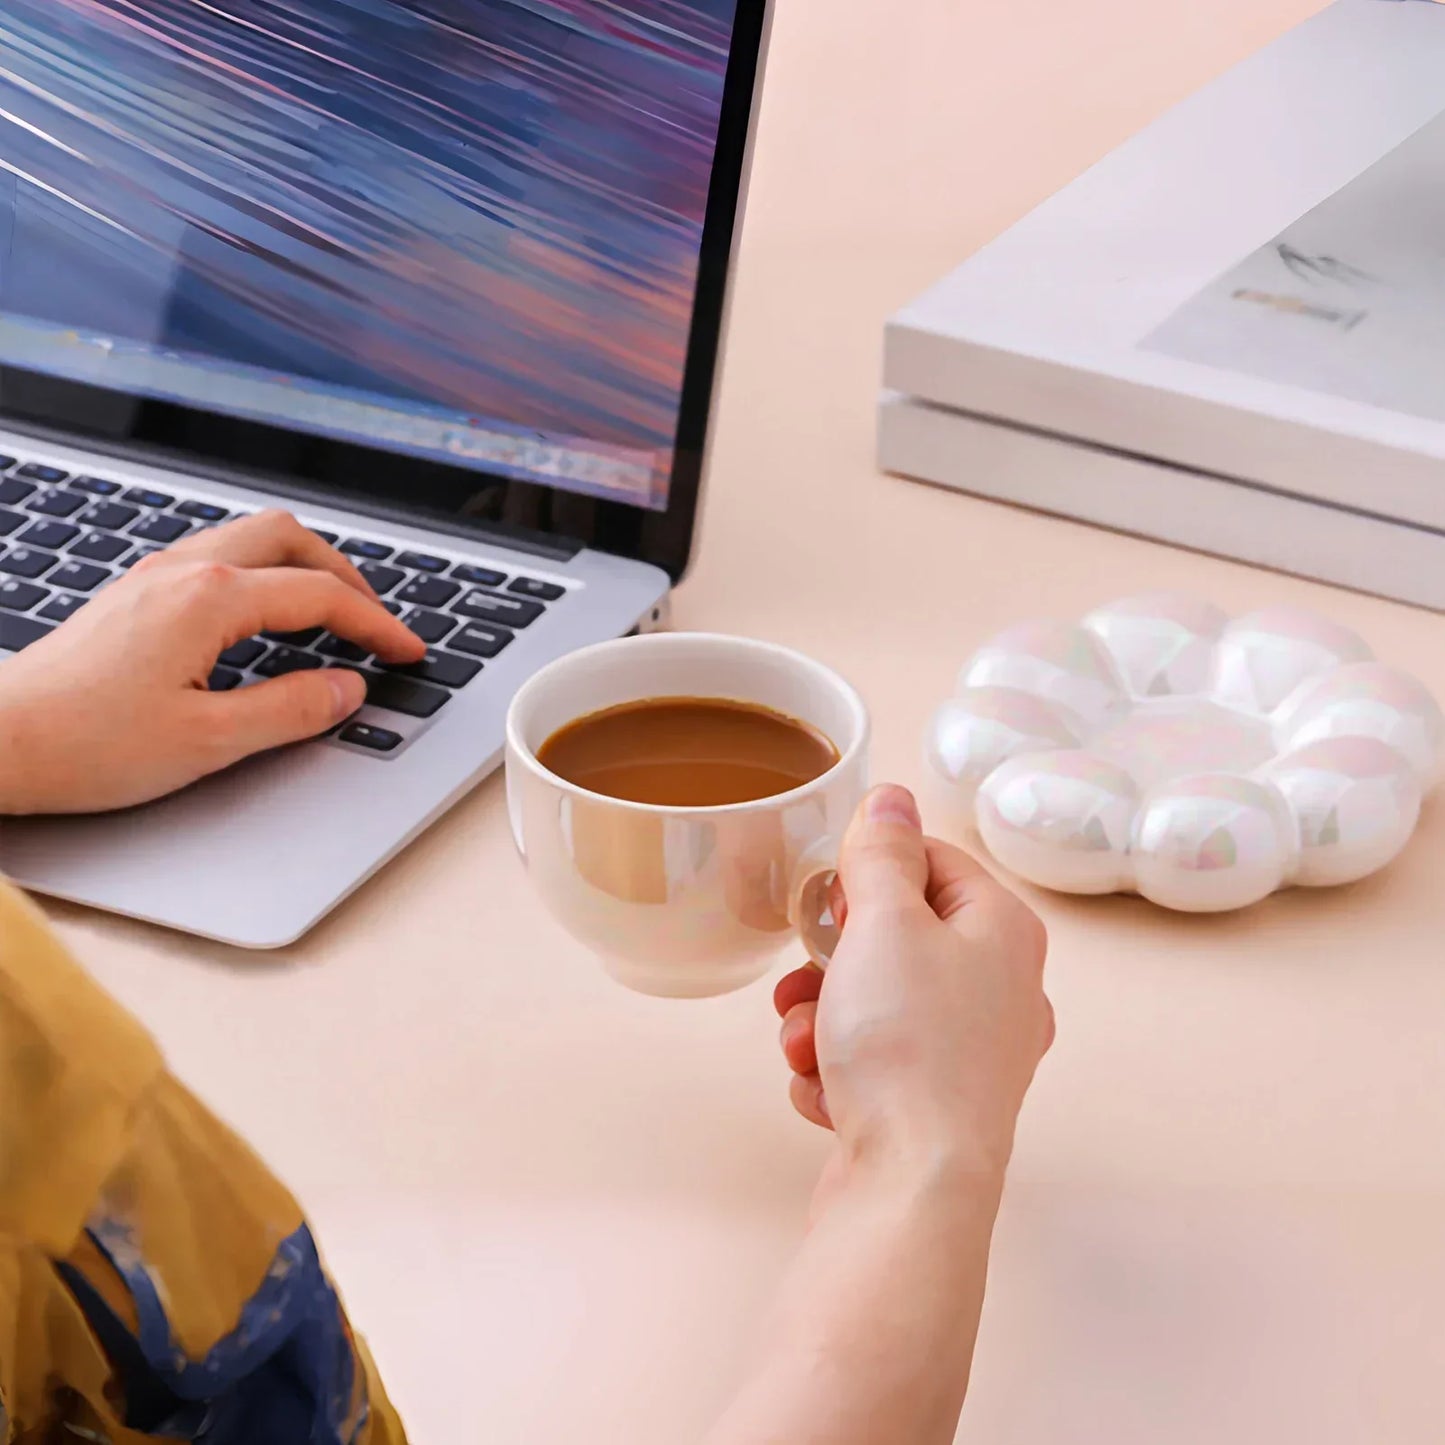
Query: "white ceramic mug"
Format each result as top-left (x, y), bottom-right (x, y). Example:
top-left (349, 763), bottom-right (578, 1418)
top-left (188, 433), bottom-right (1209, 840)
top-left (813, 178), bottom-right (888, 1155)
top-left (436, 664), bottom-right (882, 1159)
top-left (505, 632), bottom-right (870, 998)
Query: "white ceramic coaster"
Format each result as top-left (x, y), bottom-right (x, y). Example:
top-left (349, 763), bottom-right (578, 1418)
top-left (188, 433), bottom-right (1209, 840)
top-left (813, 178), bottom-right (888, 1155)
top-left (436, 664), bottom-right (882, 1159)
top-left (926, 596), bottom-right (1445, 912)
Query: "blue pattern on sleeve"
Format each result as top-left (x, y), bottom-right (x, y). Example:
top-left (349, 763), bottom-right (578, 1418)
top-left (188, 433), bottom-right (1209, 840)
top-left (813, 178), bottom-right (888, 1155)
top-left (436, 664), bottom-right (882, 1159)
top-left (57, 1222), bottom-right (367, 1444)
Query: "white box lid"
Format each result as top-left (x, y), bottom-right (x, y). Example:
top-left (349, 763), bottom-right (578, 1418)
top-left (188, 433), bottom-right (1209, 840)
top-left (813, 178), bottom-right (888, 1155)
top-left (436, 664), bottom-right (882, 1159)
top-left (884, 0), bottom-right (1445, 530)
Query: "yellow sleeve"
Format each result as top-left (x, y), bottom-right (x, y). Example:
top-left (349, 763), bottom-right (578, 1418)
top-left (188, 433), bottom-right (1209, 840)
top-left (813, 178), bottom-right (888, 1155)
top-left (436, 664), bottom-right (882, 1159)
top-left (0, 1247), bottom-right (13, 1444)
top-left (0, 879), bottom-right (406, 1443)
top-left (0, 877), bottom-right (161, 1256)
top-left (0, 875), bottom-right (163, 1443)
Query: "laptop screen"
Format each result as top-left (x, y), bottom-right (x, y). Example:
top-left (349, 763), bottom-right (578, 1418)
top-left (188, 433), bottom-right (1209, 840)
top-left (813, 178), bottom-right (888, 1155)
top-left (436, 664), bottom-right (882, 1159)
top-left (0, 1), bottom-right (741, 514)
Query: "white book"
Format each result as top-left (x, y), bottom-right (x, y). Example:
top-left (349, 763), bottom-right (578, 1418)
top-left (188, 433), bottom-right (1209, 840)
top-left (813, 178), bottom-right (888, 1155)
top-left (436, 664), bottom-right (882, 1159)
top-left (881, 0), bottom-right (1445, 604)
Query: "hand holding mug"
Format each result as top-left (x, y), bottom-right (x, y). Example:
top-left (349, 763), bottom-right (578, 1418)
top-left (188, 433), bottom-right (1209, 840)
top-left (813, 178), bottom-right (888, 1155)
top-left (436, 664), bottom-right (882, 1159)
top-left (776, 785), bottom-right (1054, 1190)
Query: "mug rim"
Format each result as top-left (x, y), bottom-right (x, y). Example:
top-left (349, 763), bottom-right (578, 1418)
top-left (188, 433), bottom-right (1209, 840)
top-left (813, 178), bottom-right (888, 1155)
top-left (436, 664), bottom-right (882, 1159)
top-left (505, 631), bottom-right (871, 817)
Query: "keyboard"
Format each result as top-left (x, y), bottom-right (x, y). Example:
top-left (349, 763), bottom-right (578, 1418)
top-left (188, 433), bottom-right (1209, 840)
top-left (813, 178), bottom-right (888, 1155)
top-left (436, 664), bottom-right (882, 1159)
top-left (0, 454), bottom-right (570, 757)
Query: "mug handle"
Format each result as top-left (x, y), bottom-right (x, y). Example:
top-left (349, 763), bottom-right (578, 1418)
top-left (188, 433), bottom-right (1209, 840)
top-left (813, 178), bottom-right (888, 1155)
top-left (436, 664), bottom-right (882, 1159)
top-left (788, 839), bottom-right (843, 968)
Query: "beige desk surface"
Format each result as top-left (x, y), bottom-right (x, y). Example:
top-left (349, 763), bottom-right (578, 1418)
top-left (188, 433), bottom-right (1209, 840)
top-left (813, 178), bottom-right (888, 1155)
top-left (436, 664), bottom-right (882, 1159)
top-left (50, 2), bottom-right (1445, 1441)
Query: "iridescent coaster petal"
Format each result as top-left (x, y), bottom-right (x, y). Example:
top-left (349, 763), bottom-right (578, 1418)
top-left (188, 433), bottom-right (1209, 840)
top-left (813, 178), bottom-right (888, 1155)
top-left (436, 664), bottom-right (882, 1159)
top-left (1263, 737), bottom-right (1421, 888)
top-left (1083, 594), bottom-right (1227, 699)
top-left (1132, 775), bottom-right (1295, 913)
top-left (1276, 662), bottom-right (1445, 787)
top-left (1209, 608), bottom-right (1371, 715)
top-left (927, 595), bottom-right (1443, 912)
top-left (976, 751), bottom-right (1137, 895)
top-left (927, 687), bottom-right (1080, 804)
top-left (960, 621), bottom-right (1125, 729)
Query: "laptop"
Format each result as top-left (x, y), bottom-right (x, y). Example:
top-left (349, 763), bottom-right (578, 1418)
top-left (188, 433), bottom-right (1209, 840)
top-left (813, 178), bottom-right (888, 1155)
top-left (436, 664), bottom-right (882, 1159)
top-left (0, 0), bottom-right (770, 947)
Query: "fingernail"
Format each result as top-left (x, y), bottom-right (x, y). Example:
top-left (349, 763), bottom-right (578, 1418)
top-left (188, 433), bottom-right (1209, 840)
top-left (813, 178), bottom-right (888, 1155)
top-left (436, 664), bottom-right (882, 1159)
top-left (326, 670), bottom-right (363, 721)
top-left (865, 784), bottom-right (921, 829)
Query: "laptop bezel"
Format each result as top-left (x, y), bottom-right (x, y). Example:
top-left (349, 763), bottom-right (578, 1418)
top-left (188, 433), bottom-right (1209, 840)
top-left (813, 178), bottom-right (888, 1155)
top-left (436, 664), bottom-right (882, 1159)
top-left (0, 1), bottom-right (770, 584)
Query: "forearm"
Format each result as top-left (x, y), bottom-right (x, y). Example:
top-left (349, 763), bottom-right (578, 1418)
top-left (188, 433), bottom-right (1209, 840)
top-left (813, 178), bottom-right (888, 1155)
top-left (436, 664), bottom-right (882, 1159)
top-left (707, 1162), bottom-right (1003, 1445)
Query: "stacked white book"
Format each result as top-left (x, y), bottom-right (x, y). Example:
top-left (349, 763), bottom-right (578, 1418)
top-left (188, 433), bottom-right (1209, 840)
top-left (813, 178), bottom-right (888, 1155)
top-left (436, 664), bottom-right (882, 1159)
top-left (880, 0), bottom-right (1445, 610)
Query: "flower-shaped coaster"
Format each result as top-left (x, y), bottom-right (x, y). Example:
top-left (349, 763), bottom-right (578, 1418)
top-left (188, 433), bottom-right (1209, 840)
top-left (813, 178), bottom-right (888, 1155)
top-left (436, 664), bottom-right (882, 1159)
top-left (926, 596), bottom-right (1445, 912)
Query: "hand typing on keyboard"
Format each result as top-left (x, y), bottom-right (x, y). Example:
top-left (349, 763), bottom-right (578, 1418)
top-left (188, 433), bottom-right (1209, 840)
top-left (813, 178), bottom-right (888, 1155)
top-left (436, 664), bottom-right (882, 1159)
top-left (0, 510), bottom-right (425, 813)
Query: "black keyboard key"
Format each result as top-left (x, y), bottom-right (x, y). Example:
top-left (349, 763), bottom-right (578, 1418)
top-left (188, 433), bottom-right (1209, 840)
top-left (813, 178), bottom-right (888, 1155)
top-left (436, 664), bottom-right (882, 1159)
top-left (18, 521), bottom-right (79, 551)
top-left (452, 562), bottom-right (506, 587)
top-left (382, 601), bottom-right (402, 616)
top-left (397, 551), bottom-right (447, 573)
top-left (48, 560), bottom-right (109, 593)
top-left (208, 666), bottom-right (243, 692)
top-left (70, 476), bottom-right (121, 495)
top-left (0, 456), bottom-right (14, 471)
top-left (357, 561), bottom-right (405, 595)
top-left (395, 575), bottom-right (459, 609)
top-left (0, 580), bottom-right (46, 612)
top-left (122, 487), bottom-right (173, 508)
top-left (261, 626), bottom-right (323, 646)
top-left (453, 589), bottom-right (543, 628)
top-left (79, 501), bottom-right (139, 531)
top-left (389, 649), bottom-right (482, 689)
top-left (0, 509), bottom-right (26, 537)
top-left (70, 531), bottom-right (131, 563)
top-left (0, 478), bottom-right (36, 507)
top-left (255, 646), bottom-right (323, 677)
top-left (341, 538), bottom-right (392, 561)
top-left (120, 547), bottom-right (158, 569)
top-left (37, 593), bottom-right (87, 624)
top-left (314, 634), bottom-right (368, 663)
top-left (0, 612), bottom-right (53, 651)
top-left (357, 671), bottom-right (450, 719)
top-left (0, 548), bottom-right (58, 580)
top-left (129, 513), bottom-right (190, 545)
top-left (309, 528), bottom-right (339, 544)
top-left (448, 622), bottom-right (514, 659)
top-left (26, 489), bottom-right (85, 518)
top-left (177, 499), bottom-right (228, 522)
top-left (509, 576), bottom-right (565, 602)
top-left (405, 608), bottom-right (456, 645)
top-left (219, 638), bottom-right (267, 669)
top-left (338, 722), bottom-right (403, 753)
top-left (15, 463), bottom-right (66, 484)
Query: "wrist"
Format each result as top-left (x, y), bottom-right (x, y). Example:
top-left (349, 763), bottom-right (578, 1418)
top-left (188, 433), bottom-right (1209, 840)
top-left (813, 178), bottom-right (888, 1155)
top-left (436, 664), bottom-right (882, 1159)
top-left (840, 1098), bottom-right (1017, 1204)
top-left (834, 1137), bottom-right (1007, 1226)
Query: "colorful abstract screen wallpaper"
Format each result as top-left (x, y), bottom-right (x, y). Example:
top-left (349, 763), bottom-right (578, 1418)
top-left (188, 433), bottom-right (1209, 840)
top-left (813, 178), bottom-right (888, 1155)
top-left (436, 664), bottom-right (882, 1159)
top-left (0, 2), bottom-right (740, 507)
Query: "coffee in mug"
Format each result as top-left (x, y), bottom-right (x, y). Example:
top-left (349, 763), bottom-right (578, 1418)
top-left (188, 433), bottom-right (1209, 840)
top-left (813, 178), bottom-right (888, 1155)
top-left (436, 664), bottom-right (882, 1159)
top-left (536, 697), bottom-right (841, 807)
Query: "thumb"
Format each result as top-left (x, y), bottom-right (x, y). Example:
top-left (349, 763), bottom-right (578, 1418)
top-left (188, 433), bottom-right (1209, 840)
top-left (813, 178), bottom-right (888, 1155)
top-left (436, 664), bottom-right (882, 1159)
top-left (207, 668), bottom-right (364, 762)
top-left (838, 784), bottom-right (929, 915)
